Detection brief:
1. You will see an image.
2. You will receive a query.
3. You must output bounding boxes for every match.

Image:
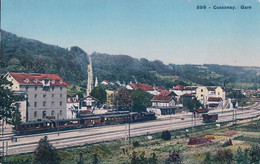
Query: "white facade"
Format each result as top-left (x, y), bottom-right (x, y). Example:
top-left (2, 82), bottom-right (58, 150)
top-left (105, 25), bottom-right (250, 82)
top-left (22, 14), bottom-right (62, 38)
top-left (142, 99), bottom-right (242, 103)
top-left (196, 87), bottom-right (209, 107)
top-left (67, 102), bottom-right (79, 119)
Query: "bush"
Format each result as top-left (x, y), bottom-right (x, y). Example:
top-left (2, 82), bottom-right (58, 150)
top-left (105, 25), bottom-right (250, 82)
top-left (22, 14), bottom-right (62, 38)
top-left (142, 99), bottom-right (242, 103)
top-left (130, 151), bottom-right (157, 164)
top-left (133, 141), bottom-right (140, 147)
top-left (215, 149), bottom-right (233, 164)
top-left (249, 144), bottom-right (260, 163)
top-left (203, 152), bottom-right (213, 164)
top-left (92, 153), bottom-right (98, 164)
top-left (235, 147), bottom-right (244, 164)
top-left (188, 136), bottom-right (214, 145)
top-left (166, 151), bottom-right (181, 164)
top-left (162, 130), bottom-right (171, 140)
top-left (222, 139), bottom-right (233, 147)
top-left (148, 152), bottom-right (157, 164)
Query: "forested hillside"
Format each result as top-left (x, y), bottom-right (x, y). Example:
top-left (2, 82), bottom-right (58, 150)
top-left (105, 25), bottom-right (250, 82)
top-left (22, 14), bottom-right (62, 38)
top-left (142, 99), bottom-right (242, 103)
top-left (0, 30), bottom-right (89, 85)
top-left (1, 30), bottom-right (259, 89)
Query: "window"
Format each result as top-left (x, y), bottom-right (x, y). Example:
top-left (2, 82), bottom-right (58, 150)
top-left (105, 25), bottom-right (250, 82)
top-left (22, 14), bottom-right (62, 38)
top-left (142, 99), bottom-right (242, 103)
top-left (218, 92), bottom-right (220, 95)
top-left (42, 111), bottom-right (46, 118)
top-left (60, 87), bottom-right (63, 91)
top-left (43, 101), bottom-right (46, 107)
top-left (34, 102), bottom-right (37, 107)
top-left (60, 94), bottom-right (62, 98)
top-left (34, 111), bottom-right (37, 118)
top-left (43, 94), bottom-right (47, 98)
top-left (35, 86), bottom-right (38, 91)
top-left (201, 89), bottom-right (203, 92)
top-left (51, 110), bottom-right (54, 116)
top-left (51, 101), bottom-right (55, 107)
top-left (60, 110), bottom-right (62, 116)
top-left (52, 87), bottom-right (55, 91)
top-left (25, 86), bottom-right (29, 91)
top-left (34, 94), bottom-right (37, 98)
top-left (52, 94), bottom-right (54, 98)
top-left (60, 101), bottom-right (62, 106)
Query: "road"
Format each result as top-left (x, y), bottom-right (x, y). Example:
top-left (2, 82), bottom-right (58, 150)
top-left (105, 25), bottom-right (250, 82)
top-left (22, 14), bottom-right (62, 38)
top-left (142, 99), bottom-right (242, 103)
top-left (1, 101), bottom-right (260, 156)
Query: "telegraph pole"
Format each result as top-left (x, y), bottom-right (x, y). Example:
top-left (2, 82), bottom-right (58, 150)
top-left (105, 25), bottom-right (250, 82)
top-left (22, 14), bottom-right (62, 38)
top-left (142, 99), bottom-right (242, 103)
top-left (57, 113), bottom-right (60, 136)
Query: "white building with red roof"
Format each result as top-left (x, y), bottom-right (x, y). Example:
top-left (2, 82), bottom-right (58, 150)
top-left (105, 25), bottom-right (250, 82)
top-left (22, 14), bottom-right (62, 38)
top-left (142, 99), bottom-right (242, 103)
top-left (80, 95), bottom-right (99, 111)
top-left (5, 72), bottom-right (68, 122)
top-left (101, 80), bottom-right (110, 85)
top-left (147, 90), bottom-right (177, 115)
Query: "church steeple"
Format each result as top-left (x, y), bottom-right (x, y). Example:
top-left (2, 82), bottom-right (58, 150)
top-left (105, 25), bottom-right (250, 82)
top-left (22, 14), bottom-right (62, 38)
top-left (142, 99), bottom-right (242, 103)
top-left (95, 77), bottom-right (98, 87)
top-left (87, 55), bottom-right (93, 96)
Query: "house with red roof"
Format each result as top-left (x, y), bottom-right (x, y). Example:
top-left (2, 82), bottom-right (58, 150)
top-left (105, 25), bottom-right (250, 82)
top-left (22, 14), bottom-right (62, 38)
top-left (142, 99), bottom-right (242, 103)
top-left (147, 91), bottom-right (177, 115)
top-left (126, 83), bottom-right (158, 95)
top-left (154, 86), bottom-right (166, 92)
top-left (5, 72), bottom-right (68, 122)
top-left (80, 95), bottom-right (99, 111)
top-left (101, 80), bottom-right (110, 85)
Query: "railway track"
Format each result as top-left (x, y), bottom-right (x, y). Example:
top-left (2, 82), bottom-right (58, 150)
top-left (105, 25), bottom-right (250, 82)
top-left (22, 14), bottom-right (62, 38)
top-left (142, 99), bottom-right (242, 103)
top-left (3, 108), bottom-right (260, 155)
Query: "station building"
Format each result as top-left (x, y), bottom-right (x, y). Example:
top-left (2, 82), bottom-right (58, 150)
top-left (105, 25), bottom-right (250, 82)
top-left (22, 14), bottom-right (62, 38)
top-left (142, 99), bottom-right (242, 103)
top-left (5, 72), bottom-right (68, 122)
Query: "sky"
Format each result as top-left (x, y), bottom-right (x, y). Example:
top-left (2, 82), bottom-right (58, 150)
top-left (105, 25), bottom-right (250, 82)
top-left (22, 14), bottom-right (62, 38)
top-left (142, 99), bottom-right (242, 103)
top-left (2, 0), bottom-right (260, 67)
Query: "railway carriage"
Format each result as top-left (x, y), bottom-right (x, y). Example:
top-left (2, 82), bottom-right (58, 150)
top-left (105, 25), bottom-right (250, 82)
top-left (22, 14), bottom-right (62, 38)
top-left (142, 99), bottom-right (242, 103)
top-left (15, 112), bottom-right (156, 134)
top-left (15, 120), bottom-right (54, 134)
top-left (202, 113), bottom-right (218, 123)
top-left (81, 116), bottom-right (102, 126)
top-left (53, 118), bottom-right (81, 129)
top-left (101, 113), bottom-right (130, 125)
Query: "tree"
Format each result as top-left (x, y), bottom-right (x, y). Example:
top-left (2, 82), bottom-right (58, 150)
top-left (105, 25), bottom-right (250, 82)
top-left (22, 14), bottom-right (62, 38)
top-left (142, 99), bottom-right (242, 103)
top-left (90, 86), bottom-right (107, 107)
top-left (235, 147), bottom-right (244, 164)
top-left (249, 144), bottom-right (260, 163)
top-left (114, 88), bottom-right (131, 110)
top-left (0, 76), bottom-right (23, 127)
top-left (34, 136), bottom-right (61, 164)
top-left (182, 97), bottom-right (202, 112)
top-left (131, 89), bottom-right (153, 113)
top-left (92, 153), bottom-right (99, 164)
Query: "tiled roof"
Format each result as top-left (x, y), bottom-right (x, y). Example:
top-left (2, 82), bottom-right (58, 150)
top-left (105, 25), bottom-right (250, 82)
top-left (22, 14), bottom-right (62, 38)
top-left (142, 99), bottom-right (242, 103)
top-left (173, 85), bottom-right (184, 90)
top-left (208, 97), bottom-right (223, 102)
top-left (154, 86), bottom-right (166, 92)
top-left (206, 86), bottom-right (218, 91)
top-left (102, 80), bottom-right (110, 84)
top-left (152, 95), bottom-right (173, 102)
top-left (9, 72), bottom-right (68, 86)
top-left (82, 95), bottom-right (99, 101)
top-left (129, 83), bottom-right (154, 91)
top-left (183, 86), bottom-right (198, 90)
top-left (159, 90), bottom-right (177, 97)
top-left (207, 86), bottom-right (225, 91)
